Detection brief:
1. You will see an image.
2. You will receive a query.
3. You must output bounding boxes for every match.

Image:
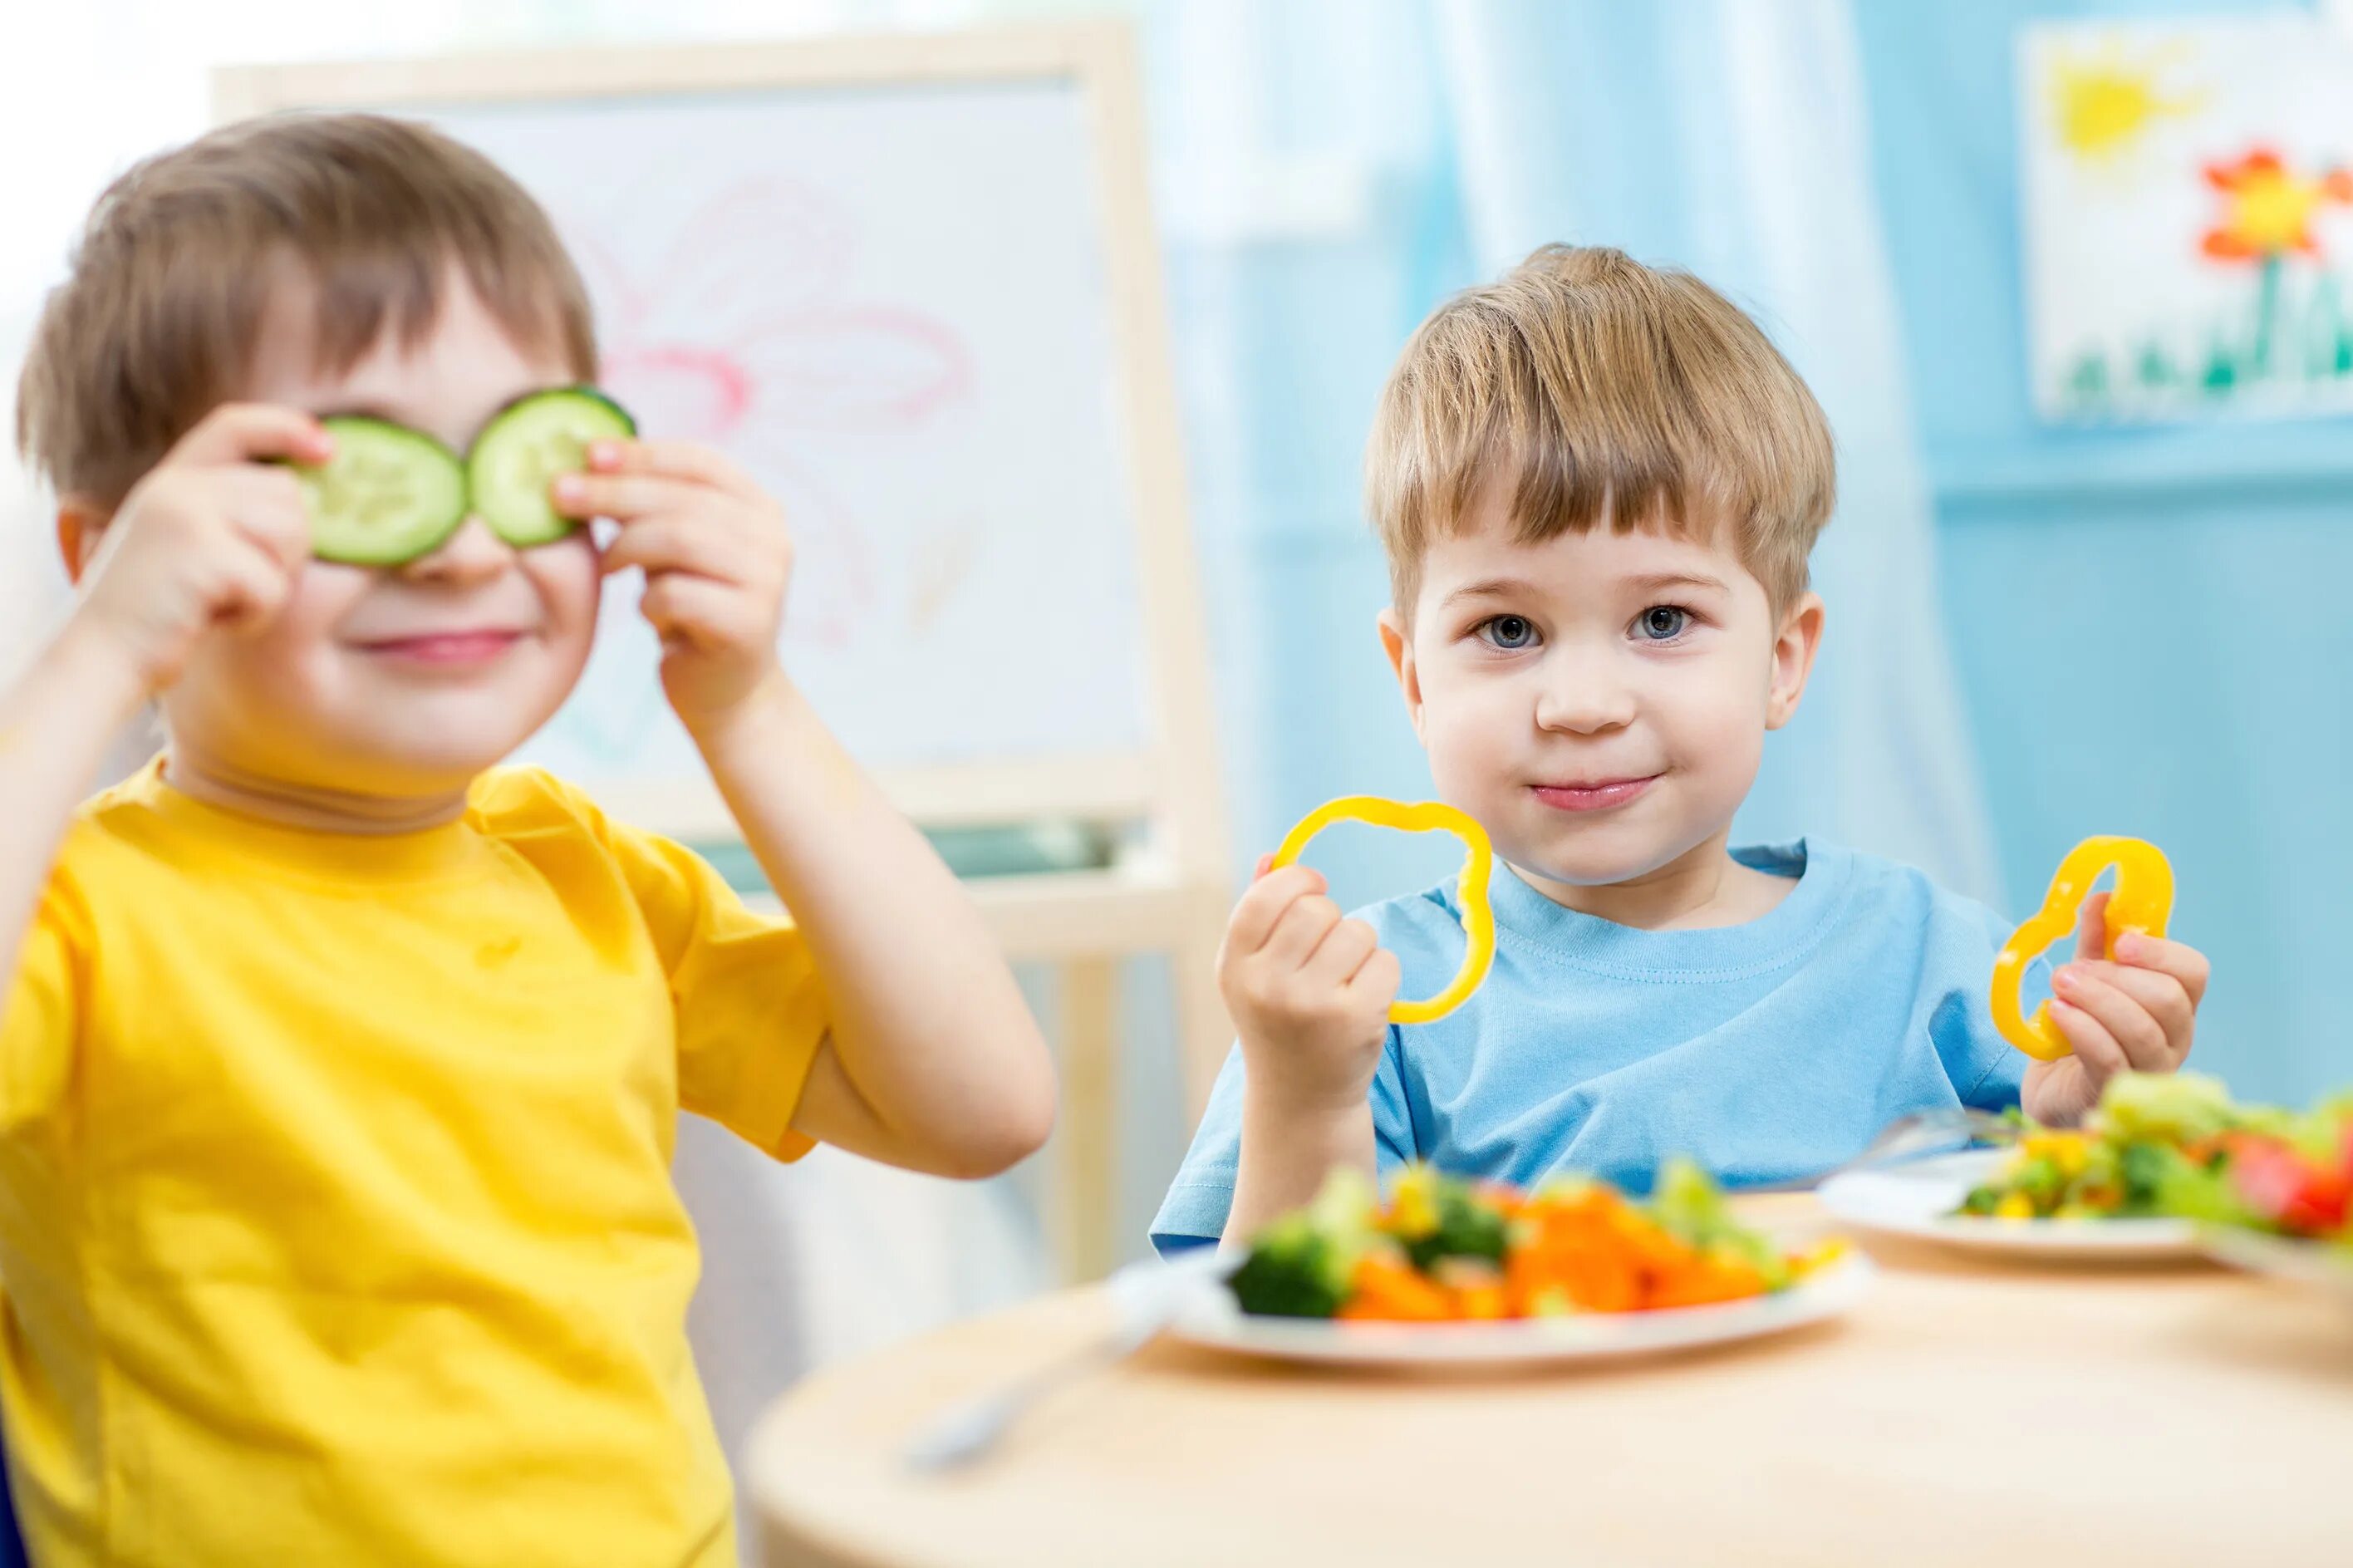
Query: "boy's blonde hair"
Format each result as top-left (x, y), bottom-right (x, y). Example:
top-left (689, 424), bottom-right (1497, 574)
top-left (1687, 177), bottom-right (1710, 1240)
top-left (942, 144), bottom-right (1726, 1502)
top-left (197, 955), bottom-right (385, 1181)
top-left (17, 113), bottom-right (597, 508)
top-left (1366, 244), bottom-right (1835, 617)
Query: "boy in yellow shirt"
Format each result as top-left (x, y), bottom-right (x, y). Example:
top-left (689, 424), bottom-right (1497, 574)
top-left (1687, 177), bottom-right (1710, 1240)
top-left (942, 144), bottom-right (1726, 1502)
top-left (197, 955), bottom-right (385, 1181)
top-left (0, 115), bottom-right (1055, 1566)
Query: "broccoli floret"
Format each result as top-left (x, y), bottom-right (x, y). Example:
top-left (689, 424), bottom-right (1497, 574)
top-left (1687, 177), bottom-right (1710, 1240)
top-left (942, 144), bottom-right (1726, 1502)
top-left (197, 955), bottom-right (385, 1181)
top-left (1305, 1164), bottom-right (1383, 1246)
top-left (1648, 1157), bottom-right (1732, 1242)
top-left (1958, 1184), bottom-right (2005, 1216)
top-left (1401, 1182), bottom-right (1507, 1273)
top-left (2014, 1155), bottom-right (2070, 1210)
top-left (1649, 1157), bottom-right (1790, 1286)
top-left (1228, 1166), bottom-right (1384, 1319)
top-left (1226, 1215), bottom-right (1352, 1318)
top-left (2149, 1154), bottom-right (2256, 1227)
top-left (2117, 1139), bottom-right (2186, 1213)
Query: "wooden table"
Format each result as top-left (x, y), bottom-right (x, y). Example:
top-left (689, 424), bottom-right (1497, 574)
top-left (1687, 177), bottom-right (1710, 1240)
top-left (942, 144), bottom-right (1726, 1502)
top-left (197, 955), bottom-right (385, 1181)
top-left (748, 1201), bottom-right (2353, 1566)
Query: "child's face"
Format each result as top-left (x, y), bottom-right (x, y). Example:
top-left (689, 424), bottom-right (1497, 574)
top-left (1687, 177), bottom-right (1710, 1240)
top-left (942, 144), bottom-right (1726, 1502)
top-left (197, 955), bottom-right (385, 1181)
top-left (158, 276), bottom-right (600, 800)
top-left (1380, 499), bottom-right (1821, 891)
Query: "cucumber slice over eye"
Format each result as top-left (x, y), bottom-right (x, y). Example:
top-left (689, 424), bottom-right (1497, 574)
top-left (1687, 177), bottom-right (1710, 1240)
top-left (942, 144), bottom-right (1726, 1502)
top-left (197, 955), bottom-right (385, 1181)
top-left (296, 418), bottom-right (467, 567)
top-left (467, 386), bottom-right (637, 548)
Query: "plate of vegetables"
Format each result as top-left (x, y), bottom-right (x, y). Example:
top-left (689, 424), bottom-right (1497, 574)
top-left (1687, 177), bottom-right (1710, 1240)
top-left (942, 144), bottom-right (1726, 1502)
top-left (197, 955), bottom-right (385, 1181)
top-left (2167, 1094), bottom-right (2353, 1302)
top-left (1819, 1074), bottom-right (2300, 1261)
top-left (1167, 1160), bottom-right (1867, 1366)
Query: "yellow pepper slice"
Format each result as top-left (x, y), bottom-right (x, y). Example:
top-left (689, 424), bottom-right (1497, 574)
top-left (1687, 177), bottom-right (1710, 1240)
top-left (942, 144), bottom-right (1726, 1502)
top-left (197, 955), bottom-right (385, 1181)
top-left (1269, 796), bottom-right (1496, 1025)
top-left (1990, 836), bottom-right (2175, 1062)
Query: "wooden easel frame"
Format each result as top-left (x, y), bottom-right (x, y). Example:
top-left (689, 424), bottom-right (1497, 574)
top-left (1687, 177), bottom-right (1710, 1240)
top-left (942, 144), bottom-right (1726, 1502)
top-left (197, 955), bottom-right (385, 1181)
top-left (216, 22), bottom-right (1233, 1282)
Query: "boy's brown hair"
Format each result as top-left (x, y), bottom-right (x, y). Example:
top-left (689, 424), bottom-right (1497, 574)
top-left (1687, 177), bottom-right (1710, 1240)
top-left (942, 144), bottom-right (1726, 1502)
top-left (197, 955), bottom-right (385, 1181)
top-left (16, 113), bottom-right (597, 508)
top-left (1366, 244), bottom-right (1835, 617)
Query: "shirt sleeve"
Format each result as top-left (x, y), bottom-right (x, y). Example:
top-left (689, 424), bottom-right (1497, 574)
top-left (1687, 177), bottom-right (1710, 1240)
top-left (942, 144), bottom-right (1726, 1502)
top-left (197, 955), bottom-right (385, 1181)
top-left (1147, 1030), bottom-right (1416, 1256)
top-left (1928, 896), bottom-right (2036, 1113)
top-left (1, 868), bottom-right (86, 1133)
top-left (600, 817), bottom-right (832, 1162)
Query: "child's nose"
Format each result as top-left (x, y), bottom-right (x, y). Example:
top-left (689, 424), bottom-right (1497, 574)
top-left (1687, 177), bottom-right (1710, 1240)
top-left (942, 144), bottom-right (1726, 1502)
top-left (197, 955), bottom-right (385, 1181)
top-left (400, 515), bottom-right (515, 583)
top-left (1533, 657), bottom-right (1638, 735)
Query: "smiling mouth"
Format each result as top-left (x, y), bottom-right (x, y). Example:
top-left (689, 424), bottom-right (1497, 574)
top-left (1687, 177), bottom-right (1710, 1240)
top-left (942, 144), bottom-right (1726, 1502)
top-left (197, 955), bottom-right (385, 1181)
top-left (356, 631), bottom-right (527, 666)
top-left (1530, 775), bottom-right (1659, 813)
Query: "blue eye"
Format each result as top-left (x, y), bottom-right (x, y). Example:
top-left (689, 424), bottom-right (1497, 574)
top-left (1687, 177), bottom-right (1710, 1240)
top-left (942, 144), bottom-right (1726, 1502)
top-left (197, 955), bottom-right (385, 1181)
top-left (1480, 614), bottom-right (1538, 651)
top-left (1635, 606), bottom-right (1689, 641)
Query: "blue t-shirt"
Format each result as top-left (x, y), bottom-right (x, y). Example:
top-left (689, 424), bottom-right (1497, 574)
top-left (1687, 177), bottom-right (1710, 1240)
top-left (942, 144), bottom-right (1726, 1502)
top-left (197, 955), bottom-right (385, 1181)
top-left (1151, 840), bottom-right (2032, 1254)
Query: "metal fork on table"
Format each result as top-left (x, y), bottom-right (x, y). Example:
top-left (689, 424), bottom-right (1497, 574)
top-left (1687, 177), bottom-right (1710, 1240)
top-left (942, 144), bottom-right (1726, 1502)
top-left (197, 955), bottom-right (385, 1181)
top-left (901, 1248), bottom-right (1237, 1475)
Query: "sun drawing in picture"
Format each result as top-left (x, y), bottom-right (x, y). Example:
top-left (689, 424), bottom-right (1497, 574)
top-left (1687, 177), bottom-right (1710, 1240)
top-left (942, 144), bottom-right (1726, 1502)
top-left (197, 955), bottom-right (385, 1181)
top-left (2046, 37), bottom-right (2203, 166)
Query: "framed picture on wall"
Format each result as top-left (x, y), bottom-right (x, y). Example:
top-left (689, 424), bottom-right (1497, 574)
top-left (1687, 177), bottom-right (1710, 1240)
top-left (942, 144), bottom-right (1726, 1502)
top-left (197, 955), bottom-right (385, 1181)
top-left (2019, 13), bottom-right (2353, 425)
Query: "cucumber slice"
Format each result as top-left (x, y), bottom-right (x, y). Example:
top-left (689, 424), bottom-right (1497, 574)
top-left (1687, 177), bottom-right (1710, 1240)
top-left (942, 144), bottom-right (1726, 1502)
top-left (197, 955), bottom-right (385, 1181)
top-left (296, 418), bottom-right (467, 567)
top-left (467, 386), bottom-right (636, 548)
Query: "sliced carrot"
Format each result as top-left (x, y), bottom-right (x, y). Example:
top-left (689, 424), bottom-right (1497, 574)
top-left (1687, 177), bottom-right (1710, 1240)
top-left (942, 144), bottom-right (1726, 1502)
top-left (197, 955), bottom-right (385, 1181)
top-left (1342, 1255), bottom-right (1455, 1321)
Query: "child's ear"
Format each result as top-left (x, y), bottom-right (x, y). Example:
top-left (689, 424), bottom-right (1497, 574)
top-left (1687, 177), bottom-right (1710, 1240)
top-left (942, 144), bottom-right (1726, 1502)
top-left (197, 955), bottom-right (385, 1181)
top-left (1765, 591), bottom-right (1825, 730)
top-left (56, 495), bottom-right (109, 584)
top-left (1377, 606), bottom-right (1427, 741)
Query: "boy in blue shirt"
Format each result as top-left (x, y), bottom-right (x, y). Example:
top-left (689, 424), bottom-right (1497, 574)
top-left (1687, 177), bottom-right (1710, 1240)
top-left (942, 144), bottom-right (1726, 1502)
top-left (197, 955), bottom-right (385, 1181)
top-left (1154, 245), bottom-right (2210, 1251)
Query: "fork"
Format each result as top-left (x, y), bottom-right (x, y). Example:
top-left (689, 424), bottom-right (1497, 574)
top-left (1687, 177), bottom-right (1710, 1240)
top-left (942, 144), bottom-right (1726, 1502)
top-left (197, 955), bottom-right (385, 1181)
top-left (1742, 1107), bottom-right (2020, 1195)
top-left (901, 1248), bottom-right (1238, 1474)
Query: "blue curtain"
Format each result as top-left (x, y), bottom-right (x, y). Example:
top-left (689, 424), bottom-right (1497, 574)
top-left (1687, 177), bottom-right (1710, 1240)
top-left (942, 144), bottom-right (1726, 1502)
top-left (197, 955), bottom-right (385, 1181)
top-left (1144, 0), bottom-right (2002, 912)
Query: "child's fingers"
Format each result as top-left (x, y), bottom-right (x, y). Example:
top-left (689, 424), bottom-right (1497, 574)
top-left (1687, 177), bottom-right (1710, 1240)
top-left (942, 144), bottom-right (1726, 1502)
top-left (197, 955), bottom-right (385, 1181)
top-left (2112, 932), bottom-right (2211, 1007)
top-left (2051, 965), bottom-right (2175, 1071)
top-left (209, 537), bottom-right (303, 634)
top-left (1252, 853), bottom-right (1275, 881)
top-left (1302, 917), bottom-right (1379, 989)
top-left (1259, 892), bottom-right (1344, 971)
top-left (2047, 998), bottom-right (2132, 1080)
top-left (553, 470), bottom-right (708, 521)
top-left (1347, 946), bottom-right (1403, 1006)
top-left (1226, 865), bottom-right (1326, 953)
top-left (2069, 889), bottom-right (2113, 962)
top-left (641, 574), bottom-right (764, 654)
top-left (2060, 960), bottom-right (2193, 1048)
top-left (600, 516), bottom-right (753, 582)
top-left (588, 438), bottom-right (765, 500)
top-left (169, 402), bottom-right (332, 468)
top-left (216, 466), bottom-right (316, 570)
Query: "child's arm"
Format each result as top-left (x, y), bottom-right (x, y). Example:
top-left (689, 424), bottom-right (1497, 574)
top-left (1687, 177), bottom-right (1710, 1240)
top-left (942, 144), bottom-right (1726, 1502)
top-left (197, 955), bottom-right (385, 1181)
top-left (2020, 890), bottom-right (2212, 1125)
top-left (560, 441), bottom-right (1055, 1179)
top-left (1, 406), bottom-right (319, 993)
top-left (1216, 863), bottom-right (1399, 1242)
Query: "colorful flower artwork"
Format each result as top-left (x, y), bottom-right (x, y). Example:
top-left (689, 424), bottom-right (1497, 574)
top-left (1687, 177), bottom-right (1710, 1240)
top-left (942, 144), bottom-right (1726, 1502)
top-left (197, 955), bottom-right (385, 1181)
top-left (2021, 17), bottom-right (2353, 423)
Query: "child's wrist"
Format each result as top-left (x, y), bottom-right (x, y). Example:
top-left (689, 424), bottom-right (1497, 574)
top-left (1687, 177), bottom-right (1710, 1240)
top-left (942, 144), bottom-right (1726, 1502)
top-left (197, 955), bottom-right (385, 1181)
top-left (47, 616), bottom-right (157, 720)
top-left (1240, 1054), bottom-right (1373, 1128)
top-left (679, 661), bottom-right (798, 756)
top-left (1235, 1081), bottom-right (1375, 1221)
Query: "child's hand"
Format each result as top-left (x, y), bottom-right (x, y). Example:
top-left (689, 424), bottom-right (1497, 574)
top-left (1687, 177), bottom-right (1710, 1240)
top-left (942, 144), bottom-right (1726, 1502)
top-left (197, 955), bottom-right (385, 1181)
top-left (1218, 859), bottom-right (1402, 1113)
top-left (559, 440), bottom-right (792, 731)
top-left (2020, 891), bottom-right (2211, 1126)
top-left (65, 403), bottom-right (325, 698)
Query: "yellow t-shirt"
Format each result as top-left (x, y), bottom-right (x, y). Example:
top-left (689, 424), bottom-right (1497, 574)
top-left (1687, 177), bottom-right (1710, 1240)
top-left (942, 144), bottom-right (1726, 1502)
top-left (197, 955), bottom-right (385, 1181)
top-left (0, 761), bottom-right (828, 1567)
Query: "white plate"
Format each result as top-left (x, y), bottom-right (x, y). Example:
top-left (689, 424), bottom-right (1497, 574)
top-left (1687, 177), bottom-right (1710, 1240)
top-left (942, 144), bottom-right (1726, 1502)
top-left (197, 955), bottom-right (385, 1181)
top-left (1818, 1149), bottom-right (2198, 1261)
top-left (1163, 1251), bottom-right (1873, 1366)
top-left (2200, 1226), bottom-right (2353, 1304)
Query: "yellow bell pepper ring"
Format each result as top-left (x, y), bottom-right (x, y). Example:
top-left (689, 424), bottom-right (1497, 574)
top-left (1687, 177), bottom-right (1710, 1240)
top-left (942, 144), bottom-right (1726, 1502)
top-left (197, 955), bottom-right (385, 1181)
top-left (1990, 836), bottom-right (2175, 1063)
top-left (1268, 796), bottom-right (1496, 1025)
